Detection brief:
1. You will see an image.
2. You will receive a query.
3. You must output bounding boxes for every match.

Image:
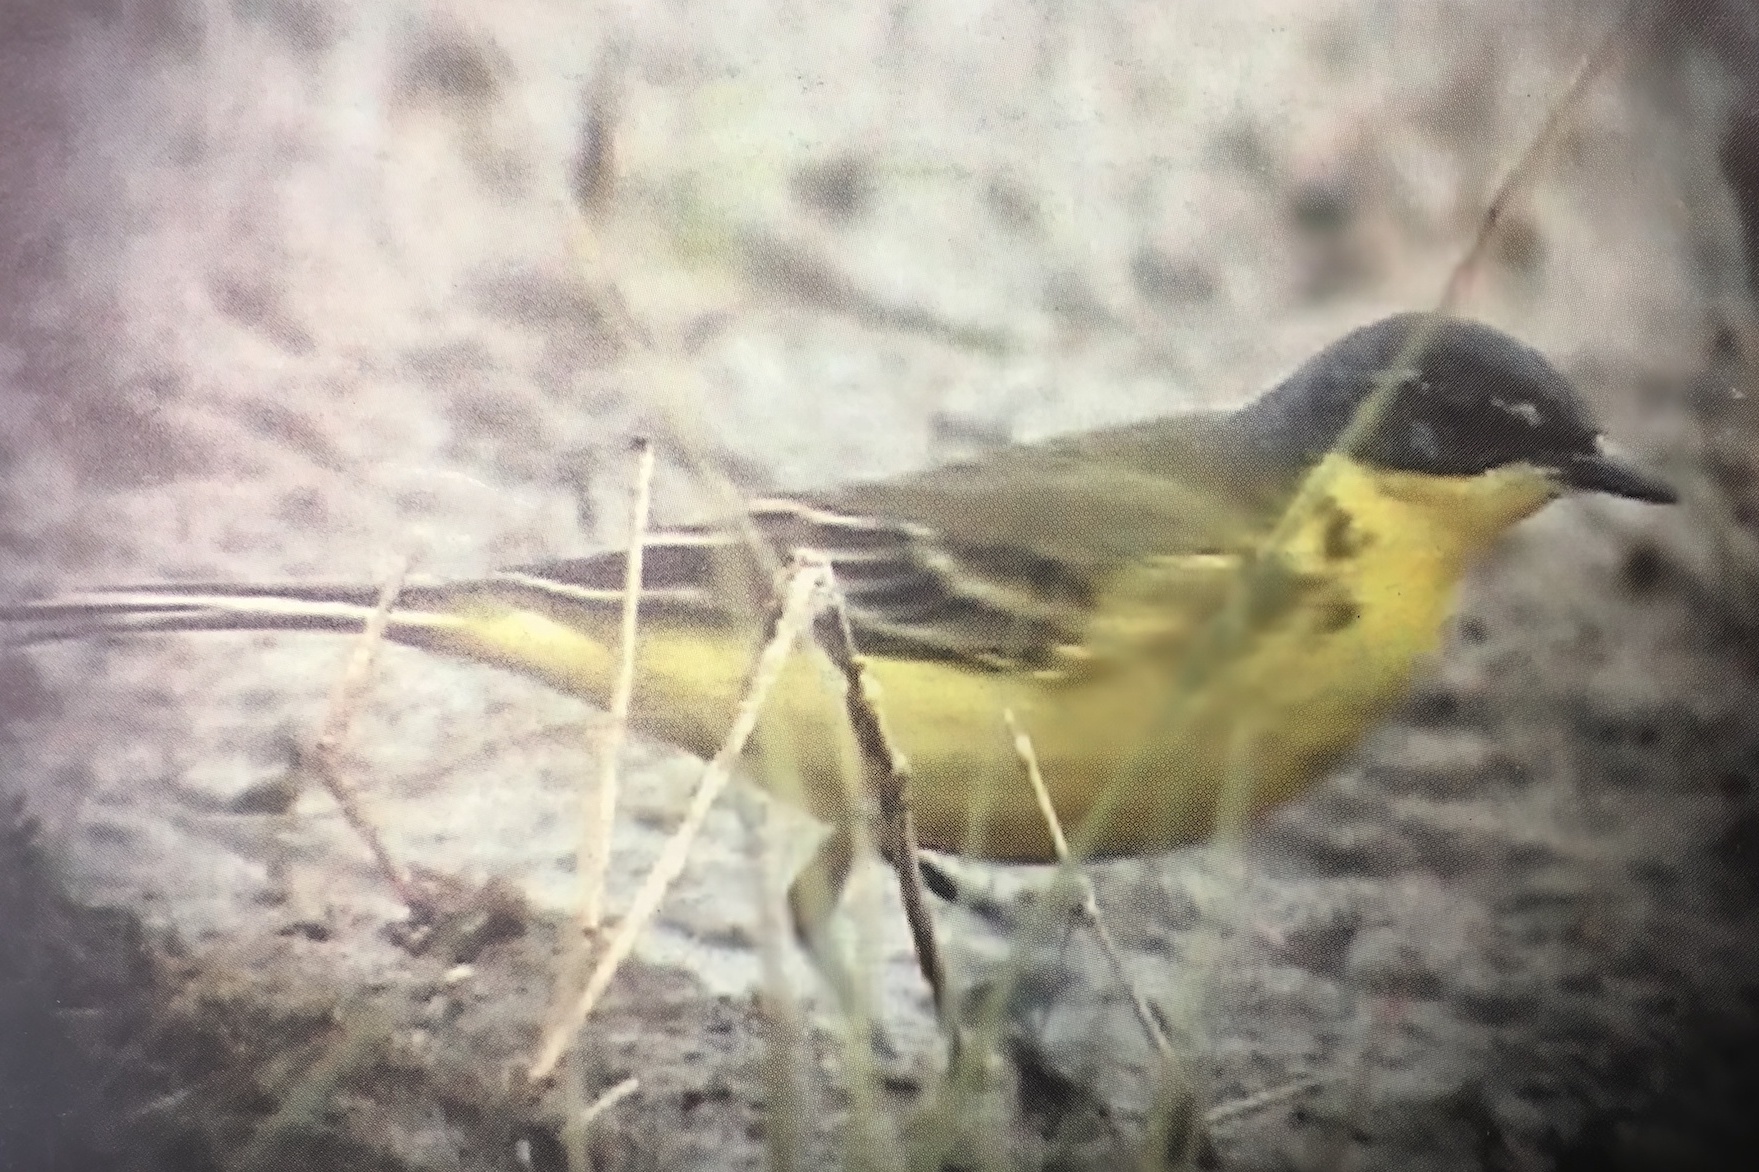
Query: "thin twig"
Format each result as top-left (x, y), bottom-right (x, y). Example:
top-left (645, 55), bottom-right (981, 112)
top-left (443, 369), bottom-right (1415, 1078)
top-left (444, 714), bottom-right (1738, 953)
top-left (527, 557), bottom-right (832, 1085)
top-left (811, 580), bottom-right (954, 1038)
top-left (579, 438), bottom-right (657, 933)
top-left (1004, 710), bottom-right (1171, 1060)
top-left (304, 556), bottom-right (421, 911)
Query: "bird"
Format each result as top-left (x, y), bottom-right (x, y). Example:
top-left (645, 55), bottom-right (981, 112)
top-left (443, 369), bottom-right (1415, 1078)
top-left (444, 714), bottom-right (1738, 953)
top-left (1, 313), bottom-right (1676, 927)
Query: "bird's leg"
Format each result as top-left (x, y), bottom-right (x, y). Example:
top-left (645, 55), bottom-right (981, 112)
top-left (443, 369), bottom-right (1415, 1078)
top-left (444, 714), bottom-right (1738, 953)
top-left (785, 822), bottom-right (856, 994)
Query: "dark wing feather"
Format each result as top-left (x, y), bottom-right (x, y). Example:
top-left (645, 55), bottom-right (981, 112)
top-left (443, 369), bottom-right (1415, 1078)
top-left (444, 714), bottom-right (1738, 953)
top-left (499, 498), bottom-right (1086, 671)
top-left (507, 409), bottom-right (1298, 672)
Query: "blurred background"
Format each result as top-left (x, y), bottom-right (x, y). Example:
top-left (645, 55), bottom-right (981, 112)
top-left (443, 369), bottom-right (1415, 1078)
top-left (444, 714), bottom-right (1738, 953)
top-left (5, 1), bottom-right (1759, 1169)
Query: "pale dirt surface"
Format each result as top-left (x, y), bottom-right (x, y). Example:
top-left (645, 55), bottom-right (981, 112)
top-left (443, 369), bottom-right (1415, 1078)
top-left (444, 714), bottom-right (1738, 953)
top-left (4, 0), bottom-right (1759, 1169)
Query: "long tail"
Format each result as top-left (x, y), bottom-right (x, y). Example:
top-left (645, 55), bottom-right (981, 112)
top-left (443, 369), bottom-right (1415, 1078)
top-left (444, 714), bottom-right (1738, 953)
top-left (0, 560), bottom-right (653, 648)
top-left (2, 582), bottom-right (390, 645)
top-left (0, 529), bottom-right (774, 649)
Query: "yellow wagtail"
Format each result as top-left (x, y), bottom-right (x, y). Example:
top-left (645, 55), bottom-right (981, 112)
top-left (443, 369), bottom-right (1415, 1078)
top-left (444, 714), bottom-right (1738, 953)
top-left (2, 313), bottom-right (1675, 912)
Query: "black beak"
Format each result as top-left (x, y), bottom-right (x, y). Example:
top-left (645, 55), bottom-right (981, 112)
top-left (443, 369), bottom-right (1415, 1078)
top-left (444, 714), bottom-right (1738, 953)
top-left (1553, 441), bottom-right (1677, 504)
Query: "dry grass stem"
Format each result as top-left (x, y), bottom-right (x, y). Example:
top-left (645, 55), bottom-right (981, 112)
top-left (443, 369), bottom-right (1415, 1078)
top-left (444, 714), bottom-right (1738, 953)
top-left (811, 579), bottom-right (953, 1033)
top-left (1204, 1075), bottom-right (1329, 1129)
top-left (578, 1075), bottom-right (640, 1132)
top-left (560, 1072), bottom-right (642, 1172)
top-left (1004, 710), bottom-right (1172, 1060)
top-left (1054, 0), bottom-right (1647, 877)
top-left (304, 556), bottom-right (420, 911)
top-left (1437, 2), bottom-right (1642, 311)
top-left (1257, 0), bottom-right (1645, 564)
top-left (578, 438), bottom-right (657, 933)
top-left (527, 556), bottom-right (832, 1085)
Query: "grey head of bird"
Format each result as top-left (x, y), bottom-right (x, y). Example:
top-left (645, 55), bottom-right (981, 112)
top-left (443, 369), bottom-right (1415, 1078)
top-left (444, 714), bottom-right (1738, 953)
top-left (1240, 313), bottom-right (1677, 505)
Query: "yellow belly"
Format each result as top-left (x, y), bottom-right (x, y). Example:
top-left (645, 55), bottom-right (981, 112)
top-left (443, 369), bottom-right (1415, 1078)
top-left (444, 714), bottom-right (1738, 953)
top-left (831, 532), bottom-right (1460, 862)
